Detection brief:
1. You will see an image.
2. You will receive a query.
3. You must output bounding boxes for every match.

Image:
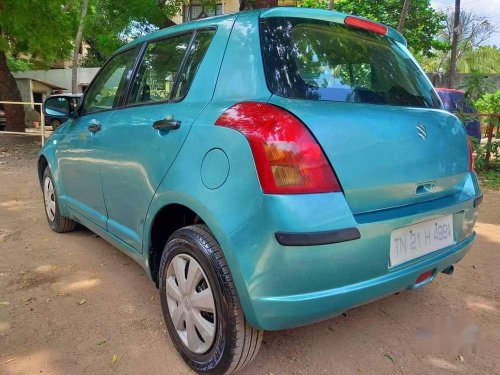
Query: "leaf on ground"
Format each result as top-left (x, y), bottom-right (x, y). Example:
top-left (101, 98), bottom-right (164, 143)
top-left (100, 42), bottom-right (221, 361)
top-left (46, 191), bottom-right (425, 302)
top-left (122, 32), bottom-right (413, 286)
top-left (4, 358), bottom-right (14, 364)
top-left (0, 301), bottom-right (9, 305)
top-left (78, 299), bottom-right (86, 305)
top-left (112, 354), bottom-right (118, 363)
top-left (384, 353), bottom-right (395, 363)
top-left (97, 339), bottom-right (107, 346)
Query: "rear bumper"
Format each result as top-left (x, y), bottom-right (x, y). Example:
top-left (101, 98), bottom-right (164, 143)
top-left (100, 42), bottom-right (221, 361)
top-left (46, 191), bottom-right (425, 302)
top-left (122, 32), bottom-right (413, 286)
top-left (248, 233), bottom-right (474, 330)
top-left (225, 173), bottom-right (480, 331)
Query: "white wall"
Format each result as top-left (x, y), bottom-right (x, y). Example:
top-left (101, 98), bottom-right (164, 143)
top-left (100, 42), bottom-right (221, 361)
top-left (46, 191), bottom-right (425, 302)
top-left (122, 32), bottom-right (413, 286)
top-left (13, 68), bottom-right (100, 93)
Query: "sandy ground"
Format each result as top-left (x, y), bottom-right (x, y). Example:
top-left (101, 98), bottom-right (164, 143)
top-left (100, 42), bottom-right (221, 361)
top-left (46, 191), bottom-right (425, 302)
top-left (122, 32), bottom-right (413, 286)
top-left (0, 136), bottom-right (499, 375)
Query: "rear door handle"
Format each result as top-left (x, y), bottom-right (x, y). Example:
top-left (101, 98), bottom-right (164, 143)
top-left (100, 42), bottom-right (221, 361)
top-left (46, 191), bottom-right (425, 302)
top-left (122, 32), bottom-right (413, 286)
top-left (88, 122), bottom-right (102, 133)
top-left (153, 116), bottom-right (181, 130)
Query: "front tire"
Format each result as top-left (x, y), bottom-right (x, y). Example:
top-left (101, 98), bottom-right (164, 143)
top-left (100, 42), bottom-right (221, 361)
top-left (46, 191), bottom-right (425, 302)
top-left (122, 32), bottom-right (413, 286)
top-left (159, 225), bottom-right (263, 374)
top-left (42, 167), bottom-right (76, 233)
top-left (50, 119), bottom-right (62, 130)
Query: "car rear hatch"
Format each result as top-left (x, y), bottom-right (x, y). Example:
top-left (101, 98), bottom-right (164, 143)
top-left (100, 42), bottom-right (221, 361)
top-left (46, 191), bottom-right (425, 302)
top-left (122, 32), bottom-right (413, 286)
top-left (260, 14), bottom-right (470, 214)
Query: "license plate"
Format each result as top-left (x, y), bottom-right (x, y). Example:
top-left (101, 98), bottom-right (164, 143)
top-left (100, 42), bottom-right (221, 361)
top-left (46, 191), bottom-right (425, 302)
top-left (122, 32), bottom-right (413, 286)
top-left (390, 215), bottom-right (454, 267)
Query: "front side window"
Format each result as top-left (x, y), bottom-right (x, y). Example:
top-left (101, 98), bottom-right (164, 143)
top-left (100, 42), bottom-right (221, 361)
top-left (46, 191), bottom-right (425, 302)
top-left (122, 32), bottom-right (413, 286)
top-left (260, 17), bottom-right (441, 109)
top-left (82, 47), bottom-right (138, 115)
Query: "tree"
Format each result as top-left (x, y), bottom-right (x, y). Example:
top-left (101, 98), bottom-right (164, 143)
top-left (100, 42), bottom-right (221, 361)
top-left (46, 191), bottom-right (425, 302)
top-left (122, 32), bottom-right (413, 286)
top-left (298, 0), bottom-right (446, 57)
top-left (0, 0), bottom-right (77, 132)
top-left (420, 10), bottom-right (497, 74)
top-left (80, 0), bottom-right (183, 61)
top-left (72, 0), bottom-right (89, 94)
top-left (397, 0), bottom-right (411, 32)
top-left (447, 0), bottom-right (461, 88)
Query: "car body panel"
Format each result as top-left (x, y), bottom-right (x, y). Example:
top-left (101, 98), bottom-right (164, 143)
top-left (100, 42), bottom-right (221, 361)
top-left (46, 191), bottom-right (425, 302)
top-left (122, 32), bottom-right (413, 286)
top-left (55, 112), bottom-right (112, 228)
top-left (98, 19), bottom-right (234, 252)
top-left (260, 7), bottom-right (407, 45)
top-left (38, 8), bottom-right (481, 332)
top-left (226, 173), bottom-right (479, 329)
top-left (269, 96), bottom-right (470, 214)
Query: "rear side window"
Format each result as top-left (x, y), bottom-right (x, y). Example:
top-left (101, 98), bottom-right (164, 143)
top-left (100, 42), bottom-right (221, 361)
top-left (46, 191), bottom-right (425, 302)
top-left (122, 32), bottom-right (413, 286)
top-left (128, 34), bottom-right (192, 104)
top-left (260, 17), bottom-right (441, 109)
top-left (175, 30), bottom-right (215, 99)
top-left (128, 29), bottom-right (215, 105)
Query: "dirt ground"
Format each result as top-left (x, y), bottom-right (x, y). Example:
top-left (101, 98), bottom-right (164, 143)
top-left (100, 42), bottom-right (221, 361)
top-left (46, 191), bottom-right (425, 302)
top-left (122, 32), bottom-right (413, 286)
top-left (1, 136), bottom-right (499, 375)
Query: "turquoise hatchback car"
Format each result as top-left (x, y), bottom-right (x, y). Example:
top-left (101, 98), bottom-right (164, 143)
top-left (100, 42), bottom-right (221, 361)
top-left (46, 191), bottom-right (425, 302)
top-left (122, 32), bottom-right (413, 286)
top-left (38, 7), bottom-right (481, 374)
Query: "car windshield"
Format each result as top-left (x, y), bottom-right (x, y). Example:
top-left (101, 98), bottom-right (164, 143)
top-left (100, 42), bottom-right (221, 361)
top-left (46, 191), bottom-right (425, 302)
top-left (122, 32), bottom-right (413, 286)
top-left (260, 17), bottom-right (441, 109)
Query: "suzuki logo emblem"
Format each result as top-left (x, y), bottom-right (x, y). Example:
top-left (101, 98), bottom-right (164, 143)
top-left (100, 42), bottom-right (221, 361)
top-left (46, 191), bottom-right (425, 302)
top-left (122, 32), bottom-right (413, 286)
top-left (416, 123), bottom-right (427, 140)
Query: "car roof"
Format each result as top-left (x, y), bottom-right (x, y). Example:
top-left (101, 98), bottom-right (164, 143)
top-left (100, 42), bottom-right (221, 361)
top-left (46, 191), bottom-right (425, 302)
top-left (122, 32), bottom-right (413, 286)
top-left (116, 7), bottom-right (405, 53)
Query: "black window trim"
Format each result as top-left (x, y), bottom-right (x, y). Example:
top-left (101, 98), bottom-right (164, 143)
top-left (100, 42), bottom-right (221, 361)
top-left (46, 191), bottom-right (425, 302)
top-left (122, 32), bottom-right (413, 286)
top-left (77, 45), bottom-right (142, 117)
top-left (120, 26), bottom-right (217, 111)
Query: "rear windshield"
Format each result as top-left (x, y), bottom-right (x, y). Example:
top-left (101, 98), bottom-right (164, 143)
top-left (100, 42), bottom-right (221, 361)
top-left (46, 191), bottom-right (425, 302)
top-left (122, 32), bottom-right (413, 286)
top-left (260, 17), bottom-right (441, 109)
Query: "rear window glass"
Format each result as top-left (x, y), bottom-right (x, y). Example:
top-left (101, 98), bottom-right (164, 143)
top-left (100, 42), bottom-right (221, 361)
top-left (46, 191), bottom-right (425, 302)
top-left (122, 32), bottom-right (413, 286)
top-left (260, 17), bottom-right (441, 109)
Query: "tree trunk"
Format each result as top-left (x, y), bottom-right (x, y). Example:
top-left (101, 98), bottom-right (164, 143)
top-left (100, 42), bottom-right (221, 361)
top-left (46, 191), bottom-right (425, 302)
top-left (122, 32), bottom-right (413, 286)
top-left (71, 0), bottom-right (89, 94)
top-left (0, 50), bottom-right (25, 132)
top-left (484, 120), bottom-right (495, 164)
top-left (447, 0), bottom-right (461, 88)
top-left (397, 0), bottom-right (411, 32)
top-left (328, 0), bottom-right (335, 10)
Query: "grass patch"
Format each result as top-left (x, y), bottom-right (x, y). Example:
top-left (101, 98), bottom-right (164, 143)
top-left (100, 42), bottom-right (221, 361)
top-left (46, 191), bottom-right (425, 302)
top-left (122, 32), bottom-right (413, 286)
top-left (477, 166), bottom-right (500, 190)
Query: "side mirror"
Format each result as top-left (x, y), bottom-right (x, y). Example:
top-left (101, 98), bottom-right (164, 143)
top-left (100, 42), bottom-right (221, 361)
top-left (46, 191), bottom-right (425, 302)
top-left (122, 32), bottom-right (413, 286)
top-left (43, 96), bottom-right (72, 118)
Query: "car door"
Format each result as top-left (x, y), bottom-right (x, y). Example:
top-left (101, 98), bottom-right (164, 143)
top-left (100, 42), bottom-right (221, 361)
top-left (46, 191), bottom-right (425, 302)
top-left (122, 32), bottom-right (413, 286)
top-left (98, 29), bottom-right (216, 251)
top-left (56, 46), bottom-right (140, 228)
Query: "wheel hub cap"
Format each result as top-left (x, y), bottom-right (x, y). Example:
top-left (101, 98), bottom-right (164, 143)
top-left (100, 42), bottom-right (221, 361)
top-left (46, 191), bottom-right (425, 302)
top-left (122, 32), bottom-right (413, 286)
top-left (43, 176), bottom-right (56, 222)
top-left (166, 254), bottom-right (216, 354)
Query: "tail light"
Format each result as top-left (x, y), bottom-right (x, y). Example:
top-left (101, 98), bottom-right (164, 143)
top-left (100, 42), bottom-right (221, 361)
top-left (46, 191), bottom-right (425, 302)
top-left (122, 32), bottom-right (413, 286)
top-left (467, 137), bottom-right (474, 171)
top-left (215, 102), bottom-right (341, 194)
top-left (344, 16), bottom-right (388, 35)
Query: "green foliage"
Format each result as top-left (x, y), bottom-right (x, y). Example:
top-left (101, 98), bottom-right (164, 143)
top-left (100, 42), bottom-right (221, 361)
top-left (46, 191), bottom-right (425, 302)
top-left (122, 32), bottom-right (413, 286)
top-left (460, 70), bottom-right (496, 104)
top-left (471, 137), bottom-right (499, 172)
top-left (419, 10), bottom-right (498, 74)
top-left (296, 0), bottom-right (446, 57)
top-left (0, 0), bottom-right (78, 67)
top-left (475, 91), bottom-right (500, 116)
top-left (81, 0), bottom-right (185, 63)
top-left (298, 0), bottom-right (328, 9)
top-left (459, 46), bottom-right (500, 74)
top-left (7, 57), bottom-right (33, 72)
top-left (471, 91), bottom-right (500, 176)
top-left (477, 167), bottom-right (500, 190)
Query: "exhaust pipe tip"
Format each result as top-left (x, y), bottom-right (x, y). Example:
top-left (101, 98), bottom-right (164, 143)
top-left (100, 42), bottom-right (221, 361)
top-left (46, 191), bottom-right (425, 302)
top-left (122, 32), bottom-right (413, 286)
top-left (442, 265), bottom-right (454, 275)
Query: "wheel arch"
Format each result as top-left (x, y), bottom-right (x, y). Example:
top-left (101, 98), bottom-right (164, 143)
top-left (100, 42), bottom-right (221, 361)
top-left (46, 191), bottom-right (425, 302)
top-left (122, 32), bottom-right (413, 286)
top-left (144, 195), bottom-right (235, 287)
top-left (38, 154), bottom-right (49, 187)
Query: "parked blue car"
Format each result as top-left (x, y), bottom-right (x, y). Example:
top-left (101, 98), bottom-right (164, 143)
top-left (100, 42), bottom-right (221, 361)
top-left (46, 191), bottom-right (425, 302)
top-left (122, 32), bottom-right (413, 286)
top-left (38, 8), bottom-right (481, 374)
top-left (435, 87), bottom-right (482, 140)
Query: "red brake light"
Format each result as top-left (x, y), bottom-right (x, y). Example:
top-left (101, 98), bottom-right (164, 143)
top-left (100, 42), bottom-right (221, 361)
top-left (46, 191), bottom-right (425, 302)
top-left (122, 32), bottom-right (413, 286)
top-left (344, 16), bottom-right (388, 35)
top-left (467, 137), bottom-right (474, 171)
top-left (215, 102), bottom-right (341, 194)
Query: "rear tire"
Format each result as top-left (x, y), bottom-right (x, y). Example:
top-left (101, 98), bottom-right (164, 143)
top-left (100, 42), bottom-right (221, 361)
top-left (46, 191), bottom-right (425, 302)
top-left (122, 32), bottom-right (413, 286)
top-left (159, 225), bottom-right (263, 374)
top-left (42, 167), bottom-right (76, 233)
